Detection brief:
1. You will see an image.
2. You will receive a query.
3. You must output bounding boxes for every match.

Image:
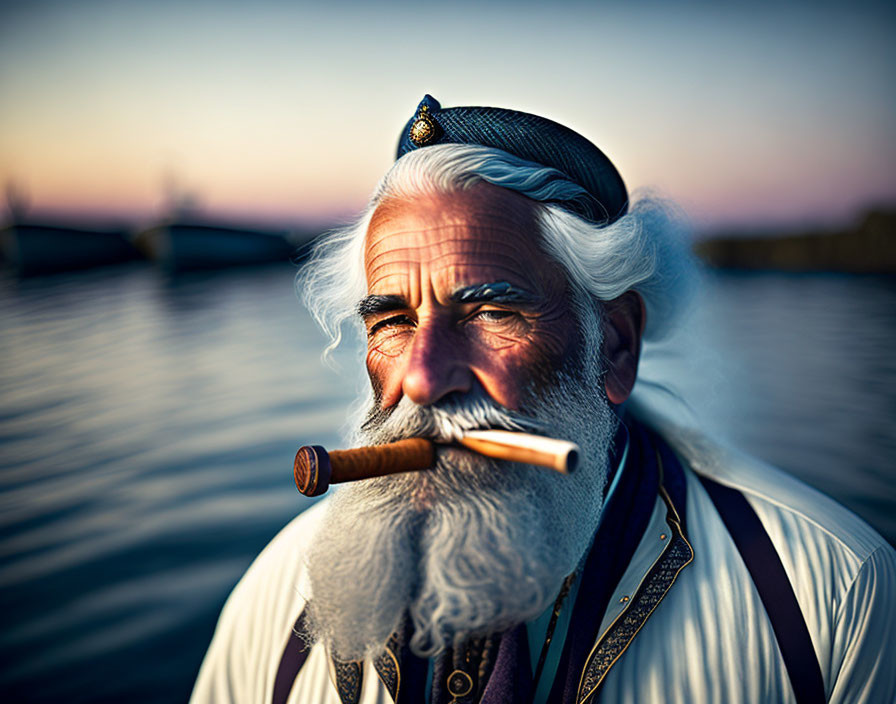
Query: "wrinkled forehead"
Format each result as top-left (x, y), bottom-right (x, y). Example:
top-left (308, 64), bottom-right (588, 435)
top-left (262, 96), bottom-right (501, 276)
top-left (363, 183), bottom-right (567, 301)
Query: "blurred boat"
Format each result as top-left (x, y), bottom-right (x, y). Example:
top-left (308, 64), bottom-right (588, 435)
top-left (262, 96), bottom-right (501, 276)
top-left (0, 221), bottom-right (141, 276)
top-left (133, 220), bottom-right (310, 272)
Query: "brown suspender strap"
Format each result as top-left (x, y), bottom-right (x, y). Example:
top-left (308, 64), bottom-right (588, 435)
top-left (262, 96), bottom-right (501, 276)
top-left (698, 475), bottom-right (826, 704)
top-left (272, 609), bottom-right (311, 704)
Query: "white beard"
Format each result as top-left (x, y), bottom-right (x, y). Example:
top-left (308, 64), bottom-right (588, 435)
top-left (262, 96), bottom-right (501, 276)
top-left (305, 308), bottom-right (618, 661)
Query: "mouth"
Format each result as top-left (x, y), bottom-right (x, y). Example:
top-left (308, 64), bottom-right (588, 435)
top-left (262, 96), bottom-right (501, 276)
top-left (382, 423), bottom-right (511, 446)
top-left (433, 443), bottom-right (486, 463)
top-left (433, 429), bottom-right (579, 476)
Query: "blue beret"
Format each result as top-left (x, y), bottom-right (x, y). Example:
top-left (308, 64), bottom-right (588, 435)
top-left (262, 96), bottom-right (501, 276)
top-left (396, 94), bottom-right (628, 225)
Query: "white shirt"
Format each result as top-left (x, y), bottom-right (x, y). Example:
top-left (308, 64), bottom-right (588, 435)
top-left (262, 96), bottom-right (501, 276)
top-left (191, 426), bottom-right (896, 703)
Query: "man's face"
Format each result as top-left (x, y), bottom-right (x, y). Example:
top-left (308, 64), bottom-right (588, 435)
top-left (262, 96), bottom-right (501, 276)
top-left (306, 183), bottom-right (620, 660)
top-left (362, 182), bottom-right (579, 411)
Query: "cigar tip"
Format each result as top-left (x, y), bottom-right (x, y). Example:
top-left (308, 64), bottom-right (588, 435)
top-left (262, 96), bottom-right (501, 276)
top-left (294, 445), bottom-right (331, 497)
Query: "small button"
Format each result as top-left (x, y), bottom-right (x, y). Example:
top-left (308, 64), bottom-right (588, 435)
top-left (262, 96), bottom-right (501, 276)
top-left (620, 595), bottom-right (629, 603)
top-left (660, 533), bottom-right (667, 540)
top-left (447, 670), bottom-right (474, 698)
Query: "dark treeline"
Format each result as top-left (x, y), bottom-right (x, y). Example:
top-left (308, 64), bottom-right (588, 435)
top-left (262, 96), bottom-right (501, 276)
top-left (696, 210), bottom-right (896, 273)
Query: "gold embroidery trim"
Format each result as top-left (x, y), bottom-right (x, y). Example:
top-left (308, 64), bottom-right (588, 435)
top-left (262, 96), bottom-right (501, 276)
top-left (327, 656), bottom-right (364, 704)
top-left (575, 449), bottom-right (694, 704)
top-left (372, 641), bottom-right (401, 702)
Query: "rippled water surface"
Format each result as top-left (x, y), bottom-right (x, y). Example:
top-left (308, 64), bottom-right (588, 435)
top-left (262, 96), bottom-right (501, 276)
top-left (1, 264), bottom-right (894, 702)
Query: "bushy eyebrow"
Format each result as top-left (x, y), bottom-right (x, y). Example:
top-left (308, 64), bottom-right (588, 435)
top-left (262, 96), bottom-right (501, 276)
top-left (357, 294), bottom-right (408, 318)
top-left (357, 282), bottom-right (538, 318)
top-left (451, 281), bottom-right (539, 305)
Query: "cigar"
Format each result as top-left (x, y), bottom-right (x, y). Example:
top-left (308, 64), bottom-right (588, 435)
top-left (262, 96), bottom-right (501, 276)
top-left (293, 430), bottom-right (580, 497)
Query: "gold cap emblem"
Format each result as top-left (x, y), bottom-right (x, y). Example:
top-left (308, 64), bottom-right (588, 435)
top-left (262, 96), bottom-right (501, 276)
top-left (409, 105), bottom-right (439, 146)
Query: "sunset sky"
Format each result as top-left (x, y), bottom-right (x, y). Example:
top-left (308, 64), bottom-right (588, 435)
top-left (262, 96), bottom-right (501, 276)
top-left (1, 0), bottom-right (894, 233)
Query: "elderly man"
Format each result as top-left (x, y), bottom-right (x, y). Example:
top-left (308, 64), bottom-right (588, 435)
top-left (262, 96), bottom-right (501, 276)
top-left (191, 96), bottom-right (895, 704)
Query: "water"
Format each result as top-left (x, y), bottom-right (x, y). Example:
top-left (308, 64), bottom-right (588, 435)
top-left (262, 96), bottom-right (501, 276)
top-left (1, 264), bottom-right (894, 702)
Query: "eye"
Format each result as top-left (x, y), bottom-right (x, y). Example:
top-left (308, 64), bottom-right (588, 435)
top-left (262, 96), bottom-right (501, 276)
top-left (462, 306), bottom-right (530, 348)
top-left (468, 308), bottom-right (518, 324)
top-left (368, 314), bottom-right (415, 336)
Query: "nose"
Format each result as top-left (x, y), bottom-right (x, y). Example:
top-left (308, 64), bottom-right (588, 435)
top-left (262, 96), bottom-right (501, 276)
top-left (401, 320), bottom-right (473, 406)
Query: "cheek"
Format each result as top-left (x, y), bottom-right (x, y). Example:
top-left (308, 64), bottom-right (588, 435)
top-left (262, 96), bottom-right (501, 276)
top-left (469, 318), bottom-right (578, 406)
top-left (365, 348), bottom-right (402, 403)
top-left (365, 327), bottom-right (415, 402)
top-left (368, 328), bottom-right (413, 358)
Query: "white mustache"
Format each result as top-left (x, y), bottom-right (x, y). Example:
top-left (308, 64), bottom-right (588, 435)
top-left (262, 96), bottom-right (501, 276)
top-left (359, 389), bottom-right (550, 445)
